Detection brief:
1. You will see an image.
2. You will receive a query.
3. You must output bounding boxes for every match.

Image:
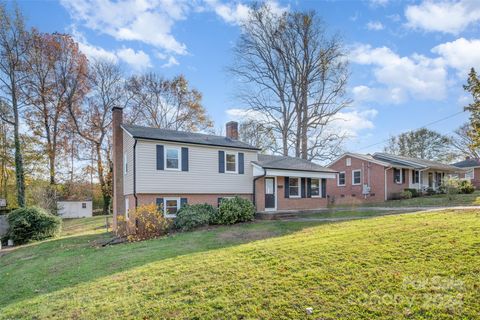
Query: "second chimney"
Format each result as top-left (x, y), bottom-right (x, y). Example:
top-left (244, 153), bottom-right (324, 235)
top-left (226, 121), bottom-right (238, 140)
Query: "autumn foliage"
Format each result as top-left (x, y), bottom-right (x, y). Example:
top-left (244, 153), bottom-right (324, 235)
top-left (117, 203), bottom-right (172, 241)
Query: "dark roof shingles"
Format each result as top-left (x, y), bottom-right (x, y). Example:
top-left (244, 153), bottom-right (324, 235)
top-left (452, 158), bottom-right (480, 168)
top-left (254, 154), bottom-right (335, 173)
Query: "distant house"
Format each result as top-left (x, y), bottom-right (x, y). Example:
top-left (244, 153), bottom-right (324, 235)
top-left (327, 152), bottom-right (463, 204)
top-left (57, 199), bottom-right (93, 218)
top-left (111, 107), bottom-right (336, 231)
top-left (452, 157), bottom-right (480, 188)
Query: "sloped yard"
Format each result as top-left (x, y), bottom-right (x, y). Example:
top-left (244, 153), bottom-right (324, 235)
top-left (1, 210), bottom-right (479, 319)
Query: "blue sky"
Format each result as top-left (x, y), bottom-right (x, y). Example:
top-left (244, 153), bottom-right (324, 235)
top-left (18, 0), bottom-right (480, 154)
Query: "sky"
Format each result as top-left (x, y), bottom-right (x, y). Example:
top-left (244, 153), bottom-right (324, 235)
top-left (17, 0), bottom-right (480, 154)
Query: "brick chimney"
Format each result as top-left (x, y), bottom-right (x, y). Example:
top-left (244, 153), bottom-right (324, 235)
top-left (226, 121), bottom-right (238, 140)
top-left (466, 156), bottom-right (471, 160)
top-left (112, 107), bottom-right (124, 231)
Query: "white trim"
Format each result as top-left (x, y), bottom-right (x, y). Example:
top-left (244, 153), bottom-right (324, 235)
top-left (352, 169), bottom-right (362, 185)
top-left (311, 178), bottom-right (321, 197)
top-left (264, 169), bottom-right (335, 179)
top-left (465, 168), bottom-right (475, 180)
top-left (123, 152), bottom-right (128, 175)
top-left (164, 146), bottom-right (181, 171)
top-left (337, 171), bottom-right (346, 186)
top-left (393, 168), bottom-right (403, 184)
top-left (288, 177), bottom-right (301, 198)
top-left (264, 176), bottom-right (277, 211)
top-left (327, 152), bottom-right (391, 168)
top-left (164, 197), bottom-right (181, 218)
top-left (125, 197), bottom-right (129, 220)
top-left (225, 151), bottom-right (238, 174)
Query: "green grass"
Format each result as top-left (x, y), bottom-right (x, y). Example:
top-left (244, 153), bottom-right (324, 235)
top-left (1, 211), bottom-right (479, 319)
top-left (334, 191), bottom-right (480, 208)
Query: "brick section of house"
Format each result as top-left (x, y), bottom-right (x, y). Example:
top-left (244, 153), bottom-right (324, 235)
top-left (255, 176), bottom-right (328, 212)
top-left (385, 168), bottom-right (410, 199)
top-left (132, 193), bottom-right (253, 210)
top-left (459, 167), bottom-right (480, 189)
top-left (225, 121), bottom-right (239, 140)
top-left (112, 107), bottom-right (125, 230)
top-left (327, 155), bottom-right (386, 205)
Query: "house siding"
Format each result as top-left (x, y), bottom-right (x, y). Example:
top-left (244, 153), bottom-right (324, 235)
top-left (123, 131), bottom-right (135, 195)
top-left (134, 139), bottom-right (257, 194)
top-left (327, 155), bottom-right (386, 204)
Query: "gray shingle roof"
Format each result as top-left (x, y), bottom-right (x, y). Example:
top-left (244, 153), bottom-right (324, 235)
top-left (254, 154), bottom-right (336, 173)
top-left (373, 153), bottom-right (460, 171)
top-left (452, 158), bottom-right (480, 168)
top-left (122, 124), bottom-right (260, 150)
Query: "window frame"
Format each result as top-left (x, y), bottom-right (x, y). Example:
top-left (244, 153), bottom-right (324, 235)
top-left (288, 177), bottom-right (301, 198)
top-left (352, 169), bottom-right (362, 185)
top-left (394, 168), bottom-right (403, 184)
top-left (310, 178), bottom-right (321, 197)
top-left (346, 157), bottom-right (352, 166)
top-left (338, 171), bottom-right (346, 186)
top-left (125, 197), bottom-right (129, 220)
top-left (225, 151), bottom-right (238, 173)
top-left (81, 202), bottom-right (87, 209)
top-left (465, 169), bottom-right (474, 180)
top-left (163, 197), bottom-right (181, 218)
top-left (412, 170), bottom-right (420, 184)
top-left (164, 146), bottom-right (181, 171)
top-left (123, 152), bottom-right (128, 175)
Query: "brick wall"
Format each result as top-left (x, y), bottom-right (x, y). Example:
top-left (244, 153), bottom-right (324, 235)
top-left (112, 107), bottom-right (125, 230)
top-left (132, 193), bottom-right (252, 210)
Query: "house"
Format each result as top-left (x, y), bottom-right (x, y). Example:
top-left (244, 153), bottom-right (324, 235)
top-left (57, 199), bottom-right (93, 218)
top-left (327, 152), bottom-right (463, 204)
top-left (452, 157), bottom-right (480, 188)
top-left (111, 107), bottom-right (336, 230)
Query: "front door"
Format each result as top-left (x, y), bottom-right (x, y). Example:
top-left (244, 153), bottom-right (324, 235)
top-left (428, 172), bottom-right (433, 188)
top-left (265, 177), bottom-right (275, 210)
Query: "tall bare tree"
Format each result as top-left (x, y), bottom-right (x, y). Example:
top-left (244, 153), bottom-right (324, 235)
top-left (231, 4), bottom-right (350, 161)
top-left (463, 68), bottom-right (480, 150)
top-left (126, 73), bottom-right (212, 131)
top-left (239, 119), bottom-right (277, 153)
top-left (23, 31), bottom-right (89, 185)
top-left (451, 123), bottom-right (480, 159)
top-left (0, 3), bottom-right (29, 206)
top-left (69, 59), bottom-right (122, 214)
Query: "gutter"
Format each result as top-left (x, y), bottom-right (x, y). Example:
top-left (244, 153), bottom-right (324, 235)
top-left (252, 167), bottom-right (267, 210)
top-left (133, 139), bottom-right (138, 208)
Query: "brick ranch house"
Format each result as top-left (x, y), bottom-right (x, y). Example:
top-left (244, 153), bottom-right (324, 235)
top-left (112, 107), bottom-right (336, 230)
top-left (452, 157), bottom-right (480, 188)
top-left (327, 152), bottom-right (463, 205)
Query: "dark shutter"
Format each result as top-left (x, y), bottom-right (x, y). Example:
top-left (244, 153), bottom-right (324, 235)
top-left (306, 178), bottom-right (312, 198)
top-left (284, 177), bottom-right (290, 198)
top-left (301, 178), bottom-right (306, 198)
top-left (181, 147), bottom-right (189, 171)
top-left (218, 151), bottom-right (225, 173)
top-left (402, 169), bottom-right (406, 184)
top-left (180, 198), bottom-right (188, 207)
top-left (156, 198), bottom-right (164, 212)
top-left (156, 145), bottom-right (164, 170)
top-left (217, 197), bottom-right (223, 207)
top-left (393, 169), bottom-right (397, 183)
top-left (321, 179), bottom-right (327, 198)
top-left (238, 152), bottom-right (244, 174)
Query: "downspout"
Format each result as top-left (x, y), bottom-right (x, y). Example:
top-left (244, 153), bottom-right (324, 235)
top-left (253, 167), bottom-right (267, 210)
top-left (384, 167), bottom-right (391, 201)
top-left (133, 139), bottom-right (138, 208)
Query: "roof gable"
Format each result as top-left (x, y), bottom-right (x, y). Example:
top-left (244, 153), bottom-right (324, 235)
top-left (254, 154), bottom-right (336, 173)
top-left (451, 158), bottom-right (480, 168)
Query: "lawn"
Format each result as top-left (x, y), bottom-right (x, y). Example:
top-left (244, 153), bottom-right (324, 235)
top-left (334, 191), bottom-right (480, 208)
top-left (1, 210), bottom-right (479, 319)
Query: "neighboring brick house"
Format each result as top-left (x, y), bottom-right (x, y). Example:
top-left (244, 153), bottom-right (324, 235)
top-left (452, 158), bottom-right (480, 188)
top-left (327, 152), bottom-right (462, 205)
top-left (112, 107), bottom-right (336, 230)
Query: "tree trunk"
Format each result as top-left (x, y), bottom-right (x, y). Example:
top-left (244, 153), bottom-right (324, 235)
top-left (12, 90), bottom-right (25, 207)
top-left (95, 143), bottom-right (110, 215)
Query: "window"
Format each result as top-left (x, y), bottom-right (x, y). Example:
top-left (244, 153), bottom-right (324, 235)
top-left (82, 203), bottom-right (86, 209)
top-left (346, 157), bottom-right (351, 166)
top-left (165, 147), bottom-right (180, 170)
top-left (289, 177), bottom-right (300, 197)
top-left (225, 152), bottom-right (237, 172)
top-left (123, 153), bottom-right (128, 175)
top-left (394, 168), bottom-right (402, 184)
top-left (338, 172), bottom-right (346, 186)
top-left (412, 170), bottom-right (419, 184)
top-left (352, 170), bottom-right (361, 185)
top-left (125, 198), bottom-right (129, 220)
top-left (311, 178), bottom-right (320, 197)
top-left (465, 169), bottom-right (474, 180)
top-left (164, 198), bottom-right (179, 217)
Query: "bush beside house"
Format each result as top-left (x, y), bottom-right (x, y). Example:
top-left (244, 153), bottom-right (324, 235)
top-left (174, 204), bottom-right (215, 231)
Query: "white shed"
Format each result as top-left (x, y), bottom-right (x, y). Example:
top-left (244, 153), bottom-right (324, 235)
top-left (57, 200), bottom-right (93, 218)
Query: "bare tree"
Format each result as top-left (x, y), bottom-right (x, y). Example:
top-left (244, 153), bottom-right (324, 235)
top-left (451, 123), bottom-right (480, 159)
top-left (0, 3), bottom-right (29, 206)
top-left (230, 4), bottom-right (350, 161)
top-left (239, 119), bottom-right (278, 153)
top-left (126, 73), bottom-right (212, 131)
top-left (68, 59), bottom-right (122, 215)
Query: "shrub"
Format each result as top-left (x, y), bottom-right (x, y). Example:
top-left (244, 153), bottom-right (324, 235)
top-left (400, 190), bottom-right (412, 200)
top-left (118, 204), bottom-right (172, 241)
top-left (459, 180), bottom-right (475, 194)
top-left (4, 207), bottom-right (61, 245)
top-left (441, 176), bottom-right (460, 196)
top-left (174, 204), bottom-right (216, 231)
top-left (425, 187), bottom-right (436, 196)
top-left (212, 197), bottom-right (255, 225)
top-left (404, 188), bottom-right (419, 198)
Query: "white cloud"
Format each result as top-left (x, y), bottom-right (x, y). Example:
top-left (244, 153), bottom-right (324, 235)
top-left (60, 0), bottom-right (189, 54)
top-left (226, 108), bottom-right (265, 120)
top-left (332, 109), bottom-right (378, 137)
top-left (205, 0), bottom-right (288, 25)
top-left (369, 0), bottom-right (389, 6)
top-left (117, 48), bottom-right (152, 70)
top-left (350, 44), bottom-right (447, 103)
top-left (366, 21), bottom-right (384, 31)
top-left (405, 0), bottom-right (480, 34)
top-left (162, 56), bottom-right (180, 68)
top-left (432, 38), bottom-right (480, 75)
top-left (70, 28), bottom-right (119, 63)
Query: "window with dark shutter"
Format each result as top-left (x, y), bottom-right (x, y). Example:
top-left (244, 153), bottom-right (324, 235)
top-left (301, 178), bottom-right (306, 198)
top-left (238, 152), bottom-right (244, 174)
top-left (156, 198), bottom-right (164, 212)
top-left (218, 151), bottom-right (225, 173)
top-left (181, 147), bottom-right (189, 171)
top-left (180, 198), bottom-right (188, 207)
top-left (156, 145), bottom-right (164, 170)
top-left (284, 177), bottom-right (290, 198)
top-left (321, 179), bottom-right (327, 198)
top-left (306, 178), bottom-right (312, 198)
